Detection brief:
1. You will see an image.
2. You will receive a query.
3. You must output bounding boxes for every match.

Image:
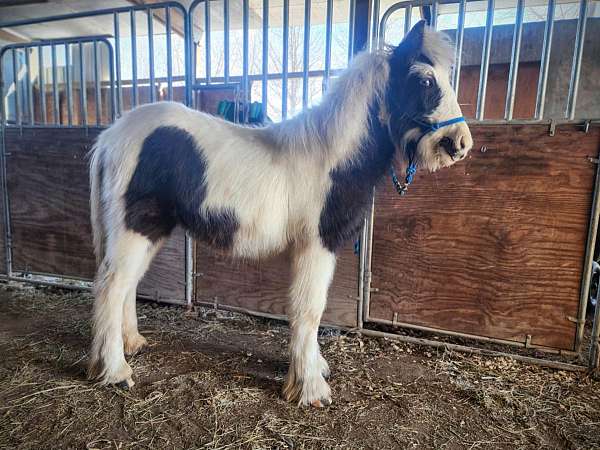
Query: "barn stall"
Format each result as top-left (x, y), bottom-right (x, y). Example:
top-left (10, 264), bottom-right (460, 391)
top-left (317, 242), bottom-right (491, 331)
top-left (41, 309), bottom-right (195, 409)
top-left (0, 0), bottom-right (599, 377)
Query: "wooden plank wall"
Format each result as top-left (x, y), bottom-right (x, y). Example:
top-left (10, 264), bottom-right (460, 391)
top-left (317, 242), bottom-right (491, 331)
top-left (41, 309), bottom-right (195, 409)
top-left (194, 245), bottom-right (359, 327)
top-left (6, 128), bottom-right (99, 279)
top-left (368, 124), bottom-right (600, 351)
top-left (4, 127), bottom-right (187, 303)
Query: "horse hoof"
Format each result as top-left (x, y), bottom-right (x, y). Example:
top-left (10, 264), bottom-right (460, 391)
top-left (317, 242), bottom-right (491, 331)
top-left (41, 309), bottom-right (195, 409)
top-left (310, 397), bottom-right (332, 408)
top-left (115, 377), bottom-right (135, 390)
top-left (124, 333), bottom-right (148, 356)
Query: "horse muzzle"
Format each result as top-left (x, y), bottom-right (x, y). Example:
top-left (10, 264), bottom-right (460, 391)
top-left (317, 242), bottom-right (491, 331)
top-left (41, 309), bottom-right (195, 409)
top-left (438, 128), bottom-right (473, 161)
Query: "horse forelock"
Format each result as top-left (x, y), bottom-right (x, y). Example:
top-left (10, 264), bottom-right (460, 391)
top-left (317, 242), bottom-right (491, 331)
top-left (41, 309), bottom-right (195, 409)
top-left (421, 27), bottom-right (455, 72)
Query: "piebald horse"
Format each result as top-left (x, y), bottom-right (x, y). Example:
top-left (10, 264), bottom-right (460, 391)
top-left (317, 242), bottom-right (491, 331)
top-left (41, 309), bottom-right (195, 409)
top-left (88, 21), bottom-right (473, 407)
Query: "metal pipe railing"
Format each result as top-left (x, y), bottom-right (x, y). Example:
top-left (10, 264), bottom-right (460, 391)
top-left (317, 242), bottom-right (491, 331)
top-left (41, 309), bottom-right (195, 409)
top-left (282, 0), bottom-right (290, 119)
top-left (475, 0), bottom-right (494, 120)
top-left (566, 0), bottom-right (590, 120)
top-left (65, 43), bottom-right (73, 126)
top-left (38, 46), bottom-right (47, 124)
top-left (504, 0), bottom-right (524, 121)
top-left (93, 41), bottom-right (102, 125)
top-left (224, 0), bottom-right (230, 84)
top-left (535, 0), bottom-right (555, 120)
top-left (242, 0), bottom-right (249, 121)
top-left (10, 49), bottom-right (21, 127)
top-left (302, 0), bottom-right (311, 109)
top-left (166, 7), bottom-right (173, 101)
top-left (130, 10), bottom-right (138, 108)
top-left (204, 0), bottom-right (211, 84)
top-left (114, 12), bottom-right (123, 115)
top-left (261, 0), bottom-right (269, 119)
top-left (452, 0), bottom-right (466, 91)
top-left (147, 9), bottom-right (156, 103)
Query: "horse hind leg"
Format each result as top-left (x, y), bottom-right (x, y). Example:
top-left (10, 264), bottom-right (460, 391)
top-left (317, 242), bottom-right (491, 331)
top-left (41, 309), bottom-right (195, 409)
top-left (88, 230), bottom-right (160, 388)
top-left (122, 286), bottom-right (148, 356)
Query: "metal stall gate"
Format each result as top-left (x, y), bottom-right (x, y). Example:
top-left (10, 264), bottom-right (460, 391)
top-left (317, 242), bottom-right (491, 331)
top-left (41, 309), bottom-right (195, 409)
top-left (362, 0), bottom-right (600, 368)
top-left (0, 2), bottom-right (192, 304)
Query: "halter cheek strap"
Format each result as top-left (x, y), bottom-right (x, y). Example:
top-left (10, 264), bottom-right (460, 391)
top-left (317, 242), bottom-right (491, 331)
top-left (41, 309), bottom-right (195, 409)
top-left (390, 116), bottom-right (465, 196)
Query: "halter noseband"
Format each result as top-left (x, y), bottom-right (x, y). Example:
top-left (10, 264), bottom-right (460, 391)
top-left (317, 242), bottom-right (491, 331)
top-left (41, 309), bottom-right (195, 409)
top-left (390, 116), bottom-right (465, 196)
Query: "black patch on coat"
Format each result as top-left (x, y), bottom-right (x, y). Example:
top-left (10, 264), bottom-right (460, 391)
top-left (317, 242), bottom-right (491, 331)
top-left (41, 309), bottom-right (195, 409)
top-left (125, 126), bottom-right (239, 247)
top-left (318, 105), bottom-right (396, 252)
top-left (318, 21), bottom-right (444, 252)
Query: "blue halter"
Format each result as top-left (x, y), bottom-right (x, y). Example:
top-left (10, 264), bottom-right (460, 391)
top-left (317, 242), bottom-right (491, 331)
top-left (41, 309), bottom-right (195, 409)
top-left (390, 116), bottom-right (465, 196)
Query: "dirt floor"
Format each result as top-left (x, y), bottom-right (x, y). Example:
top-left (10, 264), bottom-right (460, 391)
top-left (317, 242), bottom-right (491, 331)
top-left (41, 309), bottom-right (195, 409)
top-left (0, 284), bottom-right (599, 449)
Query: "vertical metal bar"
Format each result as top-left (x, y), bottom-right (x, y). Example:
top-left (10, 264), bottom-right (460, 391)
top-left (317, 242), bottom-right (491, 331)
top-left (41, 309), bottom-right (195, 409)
top-left (0, 69), bottom-right (13, 277)
top-left (262, 0), bottom-right (268, 120)
top-left (504, 0), bottom-right (524, 120)
top-left (347, 0), bottom-right (356, 60)
top-left (106, 41), bottom-right (116, 123)
top-left (79, 42), bottom-right (87, 126)
top-left (404, 5), bottom-right (412, 36)
top-left (93, 40), bottom-right (101, 125)
top-left (130, 10), bottom-right (138, 107)
top-left (430, 1), bottom-right (438, 29)
top-left (38, 45), bottom-right (47, 124)
top-left (357, 216), bottom-right (367, 330)
top-left (224, 0), bottom-right (230, 84)
top-left (535, 0), bottom-right (555, 120)
top-left (324, 0), bottom-right (333, 90)
top-left (243, 0), bottom-right (249, 122)
top-left (475, 0), bottom-right (494, 121)
top-left (12, 49), bottom-right (21, 126)
top-left (566, 0), bottom-right (589, 120)
top-left (25, 48), bottom-right (33, 124)
top-left (205, 0), bottom-right (211, 84)
top-left (282, 0), bottom-right (289, 119)
top-left (370, 0), bottom-right (380, 51)
top-left (65, 43), bottom-right (73, 126)
top-left (302, 0), bottom-right (311, 108)
top-left (184, 7), bottom-right (193, 107)
top-left (452, 0), bottom-right (465, 92)
top-left (51, 44), bottom-right (59, 124)
top-left (114, 12), bottom-right (123, 115)
top-left (579, 152), bottom-right (600, 353)
top-left (589, 293), bottom-right (600, 369)
top-left (185, 232), bottom-right (194, 307)
top-left (361, 193), bottom-right (376, 322)
top-left (166, 6), bottom-right (173, 101)
top-left (147, 8), bottom-right (156, 103)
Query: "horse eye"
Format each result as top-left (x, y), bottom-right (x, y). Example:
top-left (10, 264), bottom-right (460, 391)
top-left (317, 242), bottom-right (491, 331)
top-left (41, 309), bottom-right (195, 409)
top-left (421, 78), bottom-right (432, 88)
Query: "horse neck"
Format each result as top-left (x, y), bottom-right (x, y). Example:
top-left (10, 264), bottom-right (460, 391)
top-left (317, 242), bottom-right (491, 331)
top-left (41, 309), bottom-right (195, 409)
top-left (268, 52), bottom-right (391, 170)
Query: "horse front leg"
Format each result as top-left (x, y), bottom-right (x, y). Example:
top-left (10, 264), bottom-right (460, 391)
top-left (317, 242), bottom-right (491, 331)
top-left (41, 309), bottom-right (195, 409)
top-left (283, 240), bottom-right (336, 407)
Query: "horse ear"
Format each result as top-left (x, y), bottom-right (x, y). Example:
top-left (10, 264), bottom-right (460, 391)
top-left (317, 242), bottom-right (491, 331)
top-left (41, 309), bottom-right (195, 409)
top-left (391, 20), bottom-right (426, 65)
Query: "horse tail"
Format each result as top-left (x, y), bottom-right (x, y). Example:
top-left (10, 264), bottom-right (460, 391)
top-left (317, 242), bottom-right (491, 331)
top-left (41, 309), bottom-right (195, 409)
top-left (89, 141), bottom-right (105, 267)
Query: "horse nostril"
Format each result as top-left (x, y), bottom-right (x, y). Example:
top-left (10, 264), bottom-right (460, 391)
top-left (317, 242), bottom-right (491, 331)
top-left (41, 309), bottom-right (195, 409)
top-left (439, 137), bottom-right (455, 156)
top-left (459, 135), bottom-right (466, 150)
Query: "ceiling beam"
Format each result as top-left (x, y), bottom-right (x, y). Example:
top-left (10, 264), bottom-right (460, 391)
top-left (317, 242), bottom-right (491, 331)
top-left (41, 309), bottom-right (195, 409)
top-left (0, 0), bottom-right (47, 6)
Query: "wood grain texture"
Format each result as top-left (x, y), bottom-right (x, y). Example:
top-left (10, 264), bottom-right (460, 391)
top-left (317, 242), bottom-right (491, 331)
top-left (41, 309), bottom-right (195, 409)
top-left (5, 127), bottom-right (187, 303)
top-left (194, 243), bottom-right (359, 327)
top-left (5, 128), bottom-right (100, 279)
top-left (138, 227), bottom-right (186, 303)
top-left (368, 124), bottom-right (600, 350)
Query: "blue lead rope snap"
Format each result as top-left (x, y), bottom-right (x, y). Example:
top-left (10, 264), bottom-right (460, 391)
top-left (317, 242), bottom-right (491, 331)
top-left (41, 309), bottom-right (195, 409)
top-left (390, 161), bottom-right (417, 196)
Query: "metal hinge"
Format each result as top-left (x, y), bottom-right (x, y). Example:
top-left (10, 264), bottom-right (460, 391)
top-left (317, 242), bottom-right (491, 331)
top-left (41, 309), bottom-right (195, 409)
top-left (583, 120), bottom-right (591, 134)
top-left (548, 119), bottom-right (556, 137)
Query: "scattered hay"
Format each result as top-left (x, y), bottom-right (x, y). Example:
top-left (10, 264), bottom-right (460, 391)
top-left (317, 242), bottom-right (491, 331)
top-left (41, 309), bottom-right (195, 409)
top-left (1, 284), bottom-right (599, 449)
